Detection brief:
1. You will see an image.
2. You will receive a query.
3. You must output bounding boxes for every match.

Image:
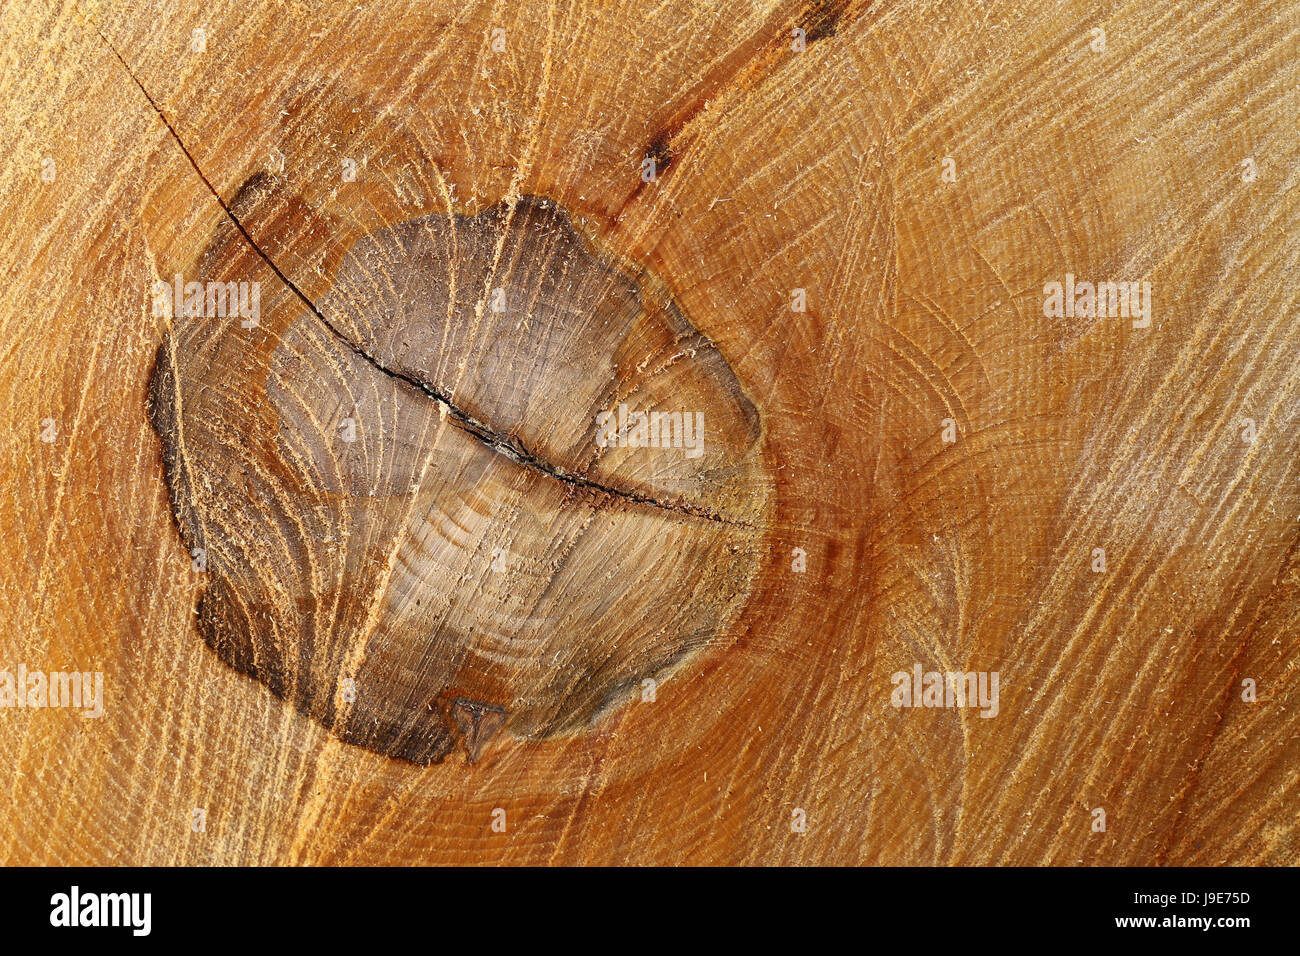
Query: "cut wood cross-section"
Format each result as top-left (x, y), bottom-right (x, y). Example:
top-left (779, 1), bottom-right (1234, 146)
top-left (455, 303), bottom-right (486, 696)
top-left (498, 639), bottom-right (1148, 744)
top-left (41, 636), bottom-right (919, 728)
top-left (0, 0), bottom-right (1296, 865)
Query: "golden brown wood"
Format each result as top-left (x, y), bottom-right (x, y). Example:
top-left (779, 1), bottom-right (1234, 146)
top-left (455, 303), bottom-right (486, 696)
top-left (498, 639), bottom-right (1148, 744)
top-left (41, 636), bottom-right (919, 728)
top-left (150, 190), bottom-right (770, 763)
top-left (0, 0), bottom-right (1296, 865)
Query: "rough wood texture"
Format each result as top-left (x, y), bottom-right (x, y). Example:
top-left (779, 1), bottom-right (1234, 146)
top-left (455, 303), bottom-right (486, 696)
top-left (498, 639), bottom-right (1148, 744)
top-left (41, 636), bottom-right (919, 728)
top-left (1, 0), bottom-right (1297, 865)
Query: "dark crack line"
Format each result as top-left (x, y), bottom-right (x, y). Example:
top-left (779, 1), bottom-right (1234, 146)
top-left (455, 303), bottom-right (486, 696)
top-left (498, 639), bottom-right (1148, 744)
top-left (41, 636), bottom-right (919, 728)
top-left (99, 29), bottom-right (741, 527)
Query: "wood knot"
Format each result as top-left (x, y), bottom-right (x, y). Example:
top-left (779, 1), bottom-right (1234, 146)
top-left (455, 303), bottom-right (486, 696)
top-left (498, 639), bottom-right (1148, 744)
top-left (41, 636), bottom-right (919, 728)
top-left (149, 192), bottom-right (772, 764)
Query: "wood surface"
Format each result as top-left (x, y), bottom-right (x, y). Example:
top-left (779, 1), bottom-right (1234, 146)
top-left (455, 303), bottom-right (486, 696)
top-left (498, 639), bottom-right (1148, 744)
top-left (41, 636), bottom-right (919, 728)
top-left (1, 0), bottom-right (1297, 865)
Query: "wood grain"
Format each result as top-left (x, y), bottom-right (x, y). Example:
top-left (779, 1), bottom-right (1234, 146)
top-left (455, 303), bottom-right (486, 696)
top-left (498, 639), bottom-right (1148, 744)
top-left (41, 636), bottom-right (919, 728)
top-left (0, 0), bottom-right (1296, 865)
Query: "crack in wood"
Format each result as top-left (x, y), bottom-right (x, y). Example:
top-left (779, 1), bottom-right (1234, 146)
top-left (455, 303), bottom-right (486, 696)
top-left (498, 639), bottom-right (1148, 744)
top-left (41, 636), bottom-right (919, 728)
top-left (100, 27), bottom-right (743, 527)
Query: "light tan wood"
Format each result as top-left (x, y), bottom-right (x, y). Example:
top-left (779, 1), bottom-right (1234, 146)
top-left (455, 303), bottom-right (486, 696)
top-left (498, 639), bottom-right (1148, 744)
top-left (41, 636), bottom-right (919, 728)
top-left (1, 0), bottom-right (1296, 864)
